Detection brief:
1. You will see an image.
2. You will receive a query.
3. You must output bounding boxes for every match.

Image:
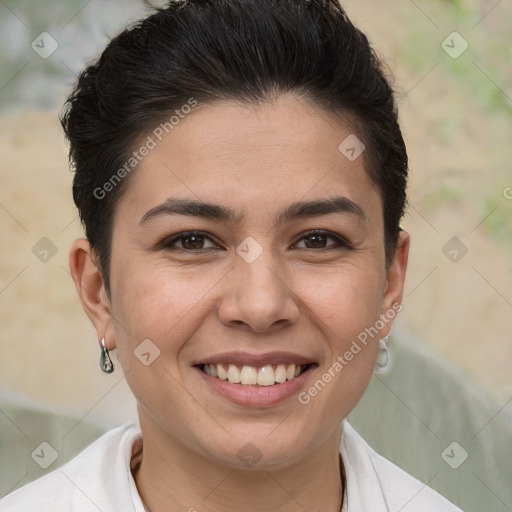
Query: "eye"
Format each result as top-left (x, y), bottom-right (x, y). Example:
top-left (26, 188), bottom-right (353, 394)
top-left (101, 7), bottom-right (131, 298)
top-left (292, 230), bottom-right (352, 250)
top-left (161, 231), bottom-right (220, 251)
top-left (159, 229), bottom-right (351, 252)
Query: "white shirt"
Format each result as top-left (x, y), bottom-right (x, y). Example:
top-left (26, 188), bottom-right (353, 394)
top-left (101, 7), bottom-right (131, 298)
top-left (0, 420), bottom-right (462, 511)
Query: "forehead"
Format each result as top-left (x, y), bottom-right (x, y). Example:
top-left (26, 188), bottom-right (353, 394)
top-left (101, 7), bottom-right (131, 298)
top-left (116, 95), bottom-right (382, 227)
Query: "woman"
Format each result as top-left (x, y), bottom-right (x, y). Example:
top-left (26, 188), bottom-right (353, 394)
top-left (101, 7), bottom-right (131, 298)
top-left (0, 0), bottom-right (463, 510)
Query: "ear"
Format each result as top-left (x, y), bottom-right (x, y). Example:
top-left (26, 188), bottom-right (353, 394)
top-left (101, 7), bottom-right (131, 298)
top-left (69, 238), bottom-right (116, 349)
top-left (380, 229), bottom-right (410, 337)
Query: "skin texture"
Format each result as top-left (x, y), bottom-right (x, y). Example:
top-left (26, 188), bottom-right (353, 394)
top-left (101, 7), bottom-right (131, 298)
top-left (70, 95), bottom-right (409, 512)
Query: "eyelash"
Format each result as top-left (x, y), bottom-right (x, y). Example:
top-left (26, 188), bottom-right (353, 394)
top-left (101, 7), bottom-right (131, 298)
top-left (159, 230), bottom-right (353, 252)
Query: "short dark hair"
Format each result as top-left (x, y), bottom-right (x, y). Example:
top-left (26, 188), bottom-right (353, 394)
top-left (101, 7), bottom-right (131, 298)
top-left (61, 0), bottom-right (408, 294)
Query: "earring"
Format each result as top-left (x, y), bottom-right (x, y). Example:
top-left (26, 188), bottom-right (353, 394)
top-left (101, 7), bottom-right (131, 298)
top-left (373, 334), bottom-right (391, 375)
top-left (99, 338), bottom-right (114, 374)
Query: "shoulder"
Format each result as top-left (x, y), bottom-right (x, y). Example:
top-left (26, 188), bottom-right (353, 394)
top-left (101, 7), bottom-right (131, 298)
top-left (340, 421), bottom-right (463, 512)
top-left (0, 422), bottom-right (143, 512)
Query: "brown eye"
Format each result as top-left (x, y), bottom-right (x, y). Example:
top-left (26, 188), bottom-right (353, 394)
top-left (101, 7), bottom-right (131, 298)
top-left (181, 234), bottom-right (206, 250)
top-left (293, 230), bottom-right (351, 250)
top-left (304, 233), bottom-right (328, 248)
top-left (161, 231), bottom-right (219, 251)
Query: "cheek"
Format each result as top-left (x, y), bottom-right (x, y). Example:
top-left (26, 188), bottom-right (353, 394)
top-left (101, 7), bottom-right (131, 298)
top-left (109, 259), bottom-right (216, 425)
top-left (110, 256), bottom-right (218, 367)
top-left (299, 261), bottom-right (384, 336)
top-left (329, 267), bottom-right (384, 369)
top-left (296, 264), bottom-right (384, 417)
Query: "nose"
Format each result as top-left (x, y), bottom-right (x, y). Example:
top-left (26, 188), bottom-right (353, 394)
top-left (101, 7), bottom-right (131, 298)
top-left (217, 249), bottom-right (300, 333)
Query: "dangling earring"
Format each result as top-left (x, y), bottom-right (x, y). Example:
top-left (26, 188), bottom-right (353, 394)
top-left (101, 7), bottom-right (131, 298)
top-left (373, 334), bottom-right (391, 375)
top-left (99, 338), bottom-right (114, 374)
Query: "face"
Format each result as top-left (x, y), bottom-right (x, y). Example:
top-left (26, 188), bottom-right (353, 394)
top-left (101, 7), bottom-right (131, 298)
top-left (73, 94), bottom-right (408, 470)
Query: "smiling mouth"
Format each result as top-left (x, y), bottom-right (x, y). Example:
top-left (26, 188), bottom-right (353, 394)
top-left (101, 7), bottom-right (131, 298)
top-left (199, 363), bottom-right (315, 386)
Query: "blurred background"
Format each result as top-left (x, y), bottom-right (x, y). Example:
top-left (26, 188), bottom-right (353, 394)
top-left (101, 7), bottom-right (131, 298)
top-left (0, 0), bottom-right (511, 508)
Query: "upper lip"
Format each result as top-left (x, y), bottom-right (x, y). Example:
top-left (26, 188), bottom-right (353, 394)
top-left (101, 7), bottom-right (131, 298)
top-left (193, 351), bottom-right (315, 367)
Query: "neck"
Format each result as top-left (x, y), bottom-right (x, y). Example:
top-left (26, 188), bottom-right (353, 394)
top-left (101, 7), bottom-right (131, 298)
top-left (133, 412), bottom-right (344, 512)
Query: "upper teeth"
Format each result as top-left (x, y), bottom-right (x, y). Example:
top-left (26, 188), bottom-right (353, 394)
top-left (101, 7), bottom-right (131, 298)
top-left (202, 363), bottom-right (304, 386)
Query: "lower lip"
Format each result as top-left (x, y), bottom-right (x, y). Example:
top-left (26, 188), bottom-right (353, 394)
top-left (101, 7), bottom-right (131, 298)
top-left (195, 366), bottom-right (314, 407)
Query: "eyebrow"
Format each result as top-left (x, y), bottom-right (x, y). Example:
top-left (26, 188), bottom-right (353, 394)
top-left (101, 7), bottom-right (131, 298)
top-left (139, 196), bottom-right (368, 226)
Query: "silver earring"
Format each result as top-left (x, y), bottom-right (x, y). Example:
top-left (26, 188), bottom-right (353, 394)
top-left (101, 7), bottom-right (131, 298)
top-left (374, 334), bottom-right (391, 375)
top-left (100, 338), bottom-right (114, 374)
